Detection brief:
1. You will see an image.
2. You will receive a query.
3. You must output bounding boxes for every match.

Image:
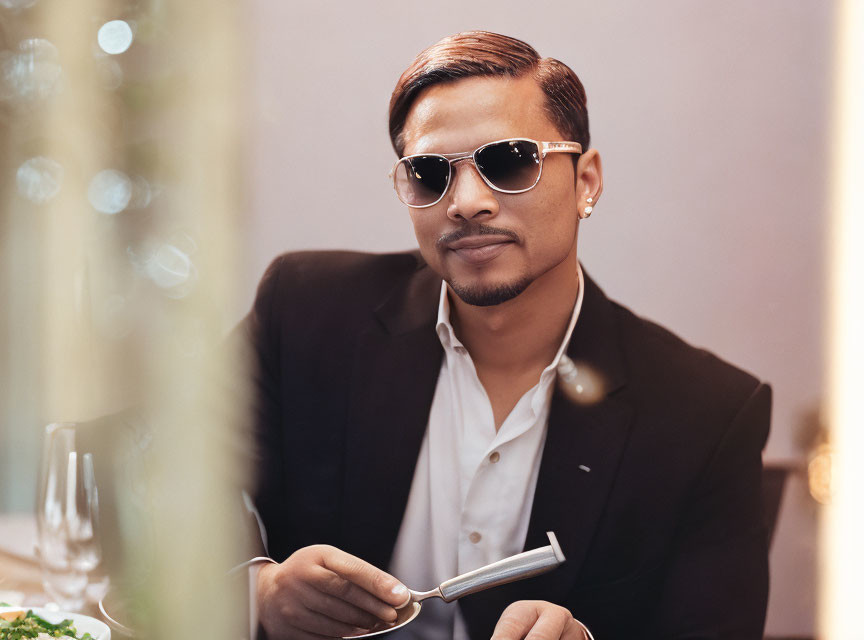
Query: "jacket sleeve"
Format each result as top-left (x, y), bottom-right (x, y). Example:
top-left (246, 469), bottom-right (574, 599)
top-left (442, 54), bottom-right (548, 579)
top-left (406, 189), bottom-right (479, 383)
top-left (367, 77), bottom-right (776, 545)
top-left (242, 255), bottom-right (287, 558)
top-left (651, 382), bottom-right (772, 639)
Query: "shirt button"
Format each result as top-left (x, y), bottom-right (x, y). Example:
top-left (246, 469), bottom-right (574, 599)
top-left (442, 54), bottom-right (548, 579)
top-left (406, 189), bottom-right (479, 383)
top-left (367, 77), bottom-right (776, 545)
top-left (489, 451), bottom-right (500, 463)
top-left (468, 531), bottom-right (482, 544)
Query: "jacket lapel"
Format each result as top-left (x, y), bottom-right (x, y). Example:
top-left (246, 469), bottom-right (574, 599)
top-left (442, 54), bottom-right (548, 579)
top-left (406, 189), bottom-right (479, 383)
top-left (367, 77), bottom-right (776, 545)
top-left (339, 258), bottom-right (444, 570)
top-left (338, 260), bottom-right (636, 638)
top-left (460, 271), bottom-right (635, 639)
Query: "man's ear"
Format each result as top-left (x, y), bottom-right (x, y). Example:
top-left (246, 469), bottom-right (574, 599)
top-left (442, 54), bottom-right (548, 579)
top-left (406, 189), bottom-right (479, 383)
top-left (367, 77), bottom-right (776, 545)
top-left (575, 149), bottom-right (603, 205)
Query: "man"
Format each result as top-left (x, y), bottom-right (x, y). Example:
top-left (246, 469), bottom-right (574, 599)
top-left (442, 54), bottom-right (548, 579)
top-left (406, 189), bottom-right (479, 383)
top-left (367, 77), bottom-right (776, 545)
top-left (248, 32), bottom-right (771, 640)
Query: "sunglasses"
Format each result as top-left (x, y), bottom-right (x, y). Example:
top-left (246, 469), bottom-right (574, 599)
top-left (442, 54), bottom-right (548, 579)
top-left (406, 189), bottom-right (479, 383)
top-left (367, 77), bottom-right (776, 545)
top-left (390, 138), bottom-right (582, 208)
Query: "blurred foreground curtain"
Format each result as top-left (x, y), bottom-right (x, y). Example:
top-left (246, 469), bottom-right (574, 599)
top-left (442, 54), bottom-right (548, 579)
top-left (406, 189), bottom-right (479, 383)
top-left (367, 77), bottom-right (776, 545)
top-left (0, 0), bottom-right (252, 637)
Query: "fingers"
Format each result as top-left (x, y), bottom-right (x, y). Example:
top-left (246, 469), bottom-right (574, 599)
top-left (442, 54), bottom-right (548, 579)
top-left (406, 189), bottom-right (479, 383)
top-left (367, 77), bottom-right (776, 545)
top-left (256, 545), bottom-right (407, 640)
top-left (321, 546), bottom-right (409, 607)
top-left (286, 607), bottom-right (366, 638)
top-left (491, 601), bottom-right (587, 640)
top-left (523, 607), bottom-right (568, 640)
top-left (301, 586), bottom-right (383, 629)
top-left (491, 601), bottom-right (540, 640)
top-left (309, 562), bottom-right (399, 621)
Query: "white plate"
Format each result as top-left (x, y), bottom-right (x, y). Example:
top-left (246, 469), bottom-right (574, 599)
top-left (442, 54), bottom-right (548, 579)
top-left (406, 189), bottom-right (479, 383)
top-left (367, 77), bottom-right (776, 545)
top-left (0, 606), bottom-right (110, 639)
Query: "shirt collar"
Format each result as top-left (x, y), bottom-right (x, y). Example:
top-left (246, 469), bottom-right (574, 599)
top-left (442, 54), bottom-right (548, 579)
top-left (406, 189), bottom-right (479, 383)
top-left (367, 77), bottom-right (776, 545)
top-left (435, 263), bottom-right (585, 370)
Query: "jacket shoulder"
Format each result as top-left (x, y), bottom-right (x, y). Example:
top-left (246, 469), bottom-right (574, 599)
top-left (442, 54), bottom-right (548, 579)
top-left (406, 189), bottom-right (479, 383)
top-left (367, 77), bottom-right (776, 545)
top-left (255, 249), bottom-right (423, 312)
top-left (266, 250), bottom-right (423, 293)
top-left (609, 298), bottom-right (765, 413)
top-left (249, 250), bottom-right (431, 350)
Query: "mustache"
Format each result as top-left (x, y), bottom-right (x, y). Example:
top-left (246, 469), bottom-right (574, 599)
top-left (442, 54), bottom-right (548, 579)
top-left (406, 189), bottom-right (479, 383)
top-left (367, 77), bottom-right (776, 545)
top-left (436, 224), bottom-right (520, 249)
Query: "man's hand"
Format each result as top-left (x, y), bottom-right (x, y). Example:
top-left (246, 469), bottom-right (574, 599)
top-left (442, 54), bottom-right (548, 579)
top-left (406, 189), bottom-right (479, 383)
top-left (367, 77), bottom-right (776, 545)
top-left (491, 601), bottom-right (590, 640)
top-left (257, 545), bottom-right (410, 640)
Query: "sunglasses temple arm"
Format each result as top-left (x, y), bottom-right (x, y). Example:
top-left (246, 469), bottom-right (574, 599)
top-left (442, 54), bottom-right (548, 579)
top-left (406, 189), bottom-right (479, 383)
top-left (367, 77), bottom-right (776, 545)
top-left (540, 141), bottom-right (583, 157)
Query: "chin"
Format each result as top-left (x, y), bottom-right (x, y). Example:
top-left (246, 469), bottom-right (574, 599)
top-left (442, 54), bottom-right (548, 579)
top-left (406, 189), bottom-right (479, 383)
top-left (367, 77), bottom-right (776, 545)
top-left (447, 275), bottom-right (533, 307)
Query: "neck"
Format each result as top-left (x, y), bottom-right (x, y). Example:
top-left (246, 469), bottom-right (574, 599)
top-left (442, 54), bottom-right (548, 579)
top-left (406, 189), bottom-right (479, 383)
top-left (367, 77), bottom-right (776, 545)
top-left (449, 248), bottom-right (580, 373)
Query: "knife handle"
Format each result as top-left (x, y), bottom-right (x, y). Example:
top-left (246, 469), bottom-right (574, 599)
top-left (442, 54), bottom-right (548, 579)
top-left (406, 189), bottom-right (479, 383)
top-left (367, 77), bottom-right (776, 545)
top-left (438, 531), bottom-right (565, 602)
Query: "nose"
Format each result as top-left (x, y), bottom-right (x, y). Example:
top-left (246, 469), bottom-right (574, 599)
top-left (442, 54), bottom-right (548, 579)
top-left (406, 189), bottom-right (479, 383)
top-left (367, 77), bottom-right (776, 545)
top-left (445, 159), bottom-right (499, 222)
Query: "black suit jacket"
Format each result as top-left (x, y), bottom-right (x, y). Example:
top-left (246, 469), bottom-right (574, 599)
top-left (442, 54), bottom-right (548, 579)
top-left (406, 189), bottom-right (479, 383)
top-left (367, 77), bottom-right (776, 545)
top-left (247, 250), bottom-right (771, 640)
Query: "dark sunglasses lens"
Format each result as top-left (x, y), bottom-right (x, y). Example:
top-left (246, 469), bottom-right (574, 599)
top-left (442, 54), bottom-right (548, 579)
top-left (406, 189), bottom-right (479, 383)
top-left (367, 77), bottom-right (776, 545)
top-left (394, 156), bottom-right (450, 206)
top-left (475, 140), bottom-right (541, 191)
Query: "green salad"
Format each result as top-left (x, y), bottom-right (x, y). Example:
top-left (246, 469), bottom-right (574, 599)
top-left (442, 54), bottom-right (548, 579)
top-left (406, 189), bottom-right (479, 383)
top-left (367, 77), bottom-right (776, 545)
top-left (0, 610), bottom-right (94, 640)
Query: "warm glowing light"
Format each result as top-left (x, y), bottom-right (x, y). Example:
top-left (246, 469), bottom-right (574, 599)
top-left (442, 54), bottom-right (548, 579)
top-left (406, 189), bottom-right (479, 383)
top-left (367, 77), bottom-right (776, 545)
top-left (808, 444), bottom-right (834, 505)
top-left (557, 356), bottom-right (605, 405)
top-left (821, 1), bottom-right (864, 638)
top-left (97, 20), bottom-right (134, 55)
top-left (88, 169), bottom-right (132, 214)
top-left (16, 156), bottom-right (63, 204)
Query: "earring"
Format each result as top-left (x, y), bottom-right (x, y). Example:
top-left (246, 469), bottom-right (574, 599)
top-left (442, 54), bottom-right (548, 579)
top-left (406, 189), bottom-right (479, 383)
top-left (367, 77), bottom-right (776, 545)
top-left (586, 197), bottom-right (593, 204)
top-left (580, 206), bottom-right (593, 219)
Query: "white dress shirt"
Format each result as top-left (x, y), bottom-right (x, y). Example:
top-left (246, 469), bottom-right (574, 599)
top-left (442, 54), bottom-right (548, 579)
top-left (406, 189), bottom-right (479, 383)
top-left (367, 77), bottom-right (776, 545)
top-left (388, 264), bottom-right (584, 640)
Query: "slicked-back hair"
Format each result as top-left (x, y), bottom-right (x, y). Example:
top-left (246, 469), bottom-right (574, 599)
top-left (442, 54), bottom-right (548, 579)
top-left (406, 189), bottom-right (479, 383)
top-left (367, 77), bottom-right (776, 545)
top-left (388, 31), bottom-right (590, 157)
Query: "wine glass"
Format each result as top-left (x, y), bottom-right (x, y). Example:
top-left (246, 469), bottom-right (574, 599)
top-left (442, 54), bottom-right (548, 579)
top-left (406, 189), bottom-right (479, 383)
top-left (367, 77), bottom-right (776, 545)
top-left (36, 422), bottom-right (105, 611)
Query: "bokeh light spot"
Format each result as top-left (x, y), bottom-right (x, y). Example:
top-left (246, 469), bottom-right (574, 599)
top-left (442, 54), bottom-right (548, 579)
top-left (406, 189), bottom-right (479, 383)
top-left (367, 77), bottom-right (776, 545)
top-left (97, 20), bottom-right (134, 55)
top-left (147, 244), bottom-right (193, 290)
top-left (88, 169), bottom-right (132, 214)
top-left (0, 0), bottom-right (38, 10)
top-left (557, 356), bottom-right (605, 405)
top-left (96, 58), bottom-right (124, 91)
top-left (129, 176), bottom-right (152, 209)
top-left (0, 38), bottom-right (62, 103)
top-left (16, 156), bottom-right (63, 204)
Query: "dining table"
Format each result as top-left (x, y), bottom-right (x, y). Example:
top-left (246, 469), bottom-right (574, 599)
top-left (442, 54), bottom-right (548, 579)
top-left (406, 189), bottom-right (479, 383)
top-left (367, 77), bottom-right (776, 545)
top-left (1, 510), bottom-right (260, 639)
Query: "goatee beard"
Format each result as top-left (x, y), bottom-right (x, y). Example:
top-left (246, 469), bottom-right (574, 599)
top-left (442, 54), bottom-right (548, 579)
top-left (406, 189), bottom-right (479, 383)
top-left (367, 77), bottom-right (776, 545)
top-left (447, 276), bottom-right (532, 307)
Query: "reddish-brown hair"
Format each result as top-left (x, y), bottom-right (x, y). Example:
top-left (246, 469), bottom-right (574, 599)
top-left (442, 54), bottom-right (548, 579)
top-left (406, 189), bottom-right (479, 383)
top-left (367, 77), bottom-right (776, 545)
top-left (388, 31), bottom-right (590, 157)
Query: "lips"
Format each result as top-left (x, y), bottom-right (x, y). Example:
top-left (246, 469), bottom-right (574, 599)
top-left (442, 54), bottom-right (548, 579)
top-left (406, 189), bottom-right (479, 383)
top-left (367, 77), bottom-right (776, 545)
top-left (446, 235), bottom-right (514, 265)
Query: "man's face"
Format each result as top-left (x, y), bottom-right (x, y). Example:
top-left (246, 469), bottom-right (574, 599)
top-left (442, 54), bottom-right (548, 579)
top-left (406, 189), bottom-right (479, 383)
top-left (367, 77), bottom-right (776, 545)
top-left (400, 74), bottom-right (583, 307)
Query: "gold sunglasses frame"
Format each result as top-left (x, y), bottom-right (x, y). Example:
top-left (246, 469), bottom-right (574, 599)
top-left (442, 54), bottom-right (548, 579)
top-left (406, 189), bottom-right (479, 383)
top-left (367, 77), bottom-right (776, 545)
top-left (390, 138), bottom-right (583, 208)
